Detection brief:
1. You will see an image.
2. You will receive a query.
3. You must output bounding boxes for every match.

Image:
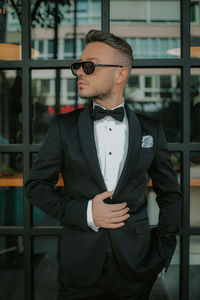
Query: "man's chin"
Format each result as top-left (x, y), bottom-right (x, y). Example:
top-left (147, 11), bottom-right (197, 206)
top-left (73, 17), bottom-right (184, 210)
top-left (79, 93), bottom-right (99, 101)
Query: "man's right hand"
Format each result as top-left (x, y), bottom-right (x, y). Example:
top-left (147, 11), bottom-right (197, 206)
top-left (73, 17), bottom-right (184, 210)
top-left (92, 191), bottom-right (130, 229)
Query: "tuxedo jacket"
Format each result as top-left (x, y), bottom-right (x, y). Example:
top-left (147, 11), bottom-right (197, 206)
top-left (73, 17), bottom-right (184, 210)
top-left (25, 102), bottom-right (181, 287)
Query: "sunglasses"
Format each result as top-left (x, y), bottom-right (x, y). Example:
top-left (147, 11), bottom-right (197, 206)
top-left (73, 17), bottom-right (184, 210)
top-left (71, 61), bottom-right (123, 76)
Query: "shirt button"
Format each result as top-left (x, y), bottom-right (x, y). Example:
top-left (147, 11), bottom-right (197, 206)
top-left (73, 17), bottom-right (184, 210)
top-left (109, 152), bottom-right (112, 155)
top-left (109, 128), bottom-right (112, 131)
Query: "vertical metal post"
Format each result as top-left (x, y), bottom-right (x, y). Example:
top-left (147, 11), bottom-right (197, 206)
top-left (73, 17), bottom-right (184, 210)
top-left (74, 0), bottom-right (78, 109)
top-left (179, 0), bottom-right (191, 299)
top-left (22, 0), bottom-right (33, 299)
top-left (54, 0), bottom-right (61, 114)
top-left (101, 0), bottom-right (110, 32)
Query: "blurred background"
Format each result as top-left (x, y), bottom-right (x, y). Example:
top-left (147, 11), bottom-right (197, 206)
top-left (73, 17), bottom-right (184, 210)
top-left (0, 1), bottom-right (200, 299)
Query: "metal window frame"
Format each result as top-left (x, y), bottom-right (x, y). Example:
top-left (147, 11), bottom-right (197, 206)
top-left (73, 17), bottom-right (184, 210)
top-left (0, 0), bottom-right (200, 299)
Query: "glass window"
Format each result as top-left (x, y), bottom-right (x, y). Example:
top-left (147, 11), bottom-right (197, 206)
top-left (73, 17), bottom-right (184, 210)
top-left (38, 40), bottom-right (44, 53)
top-left (40, 79), bottom-right (50, 94)
top-left (190, 152), bottom-right (200, 226)
top-left (148, 152), bottom-right (181, 299)
top-left (190, 236), bottom-right (200, 299)
top-left (145, 76), bottom-right (152, 88)
top-left (0, 70), bottom-right (22, 144)
top-left (91, 0), bottom-right (101, 14)
top-left (64, 38), bottom-right (74, 58)
top-left (68, 78), bottom-right (76, 93)
top-left (110, 0), bottom-right (181, 59)
top-left (34, 237), bottom-right (59, 299)
top-left (31, 69), bottom-right (79, 144)
top-left (48, 40), bottom-right (54, 55)
top-left (150, 238), bottom-right (180, 300)
top-left (190, 0), bottom-right (200, 58)
top-left (191, 68), bottom-right (200, 142)
top-left (0, 0), bottom-right (22, 60)
top-left (77, 0), bottom-right (88, 12)
top-left (31, 153), bottom-right (60, 227)
top-left (31, 0), bottom-right (101, 60)
top-left (0, 153), bottom-right (23, 227)
top-left (124, 68), bottom-right (181, 142)
top-left (148, 152), bottom-right (181, 226)
top-left (0, 236), bottom-right (24, 299)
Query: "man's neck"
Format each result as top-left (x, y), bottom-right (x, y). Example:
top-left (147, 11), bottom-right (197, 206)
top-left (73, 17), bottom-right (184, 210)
top-left (94, 98), bottom-right (124, 110)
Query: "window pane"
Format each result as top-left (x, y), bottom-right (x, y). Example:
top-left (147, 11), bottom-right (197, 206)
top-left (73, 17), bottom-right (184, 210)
top-left (0, 70), bottom-right (22, 144)
top-left (31, 69), bottom-right (87, 143)
top-left (190, 152), bottom-right (200, 226)
top-left (31, 153), bottom-right (60, 227)
top-left (191, 68), bottom-right (200, 142)
top-left (124, 68), bottom-right (181, 142)
top-left (190, 236), bottom-right (200, 299)
top-left (150, 238), bottom-right (180, 300)
top-left (31, 69), bottom-right (84, 144)
top-left (148, 152), bottom-right (181, 226)
top-left (148, 152), bottom-right (181, 299)
top-left (34, 237), bottom-right (59, 299)
top-left (190, 0), bottom-right (200, 58)
top-left (0, 153), bottom-right (23, 226)
top-left (31, 0), bottom-right (101, 60)
top-left (110, 0), bottom-right (180, 59)
top-left (0, 236), bottom-right (24, 300)
top-left (0, 0), bottom-right (22, 60)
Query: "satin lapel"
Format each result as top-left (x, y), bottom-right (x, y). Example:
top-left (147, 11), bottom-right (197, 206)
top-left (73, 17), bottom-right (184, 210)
top-left (77, 102), bottom-right (106, 191)
top-left (112, 104), bottom-right (142, 201)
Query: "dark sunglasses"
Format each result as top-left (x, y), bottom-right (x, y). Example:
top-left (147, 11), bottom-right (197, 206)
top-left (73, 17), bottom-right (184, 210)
top-left (71, 61), bottom-right (123, 76)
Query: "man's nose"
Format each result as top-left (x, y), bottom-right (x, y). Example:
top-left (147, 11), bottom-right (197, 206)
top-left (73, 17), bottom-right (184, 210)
top-left (76, 65), bottom-right (85, 77)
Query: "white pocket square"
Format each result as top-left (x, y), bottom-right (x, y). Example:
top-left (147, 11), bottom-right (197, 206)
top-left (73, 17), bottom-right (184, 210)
top-left (141, 135), bottom-right (153, 148)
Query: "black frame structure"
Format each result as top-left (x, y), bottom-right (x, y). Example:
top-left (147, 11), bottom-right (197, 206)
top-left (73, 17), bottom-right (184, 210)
top-left (0, 0), bottom-right (200, 299)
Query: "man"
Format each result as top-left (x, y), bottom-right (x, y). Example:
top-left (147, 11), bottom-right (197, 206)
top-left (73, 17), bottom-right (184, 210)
top-left (25, 30), bottom-right (181, 300)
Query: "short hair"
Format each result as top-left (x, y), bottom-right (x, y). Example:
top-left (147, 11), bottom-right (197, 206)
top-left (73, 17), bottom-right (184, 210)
top-left (85, 30), bottom-right (134, 76)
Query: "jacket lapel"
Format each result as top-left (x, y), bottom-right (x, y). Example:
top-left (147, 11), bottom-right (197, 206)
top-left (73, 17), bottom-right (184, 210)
top-left (77, 102), bottom-right (106, 191)
top-left (112, 104), bottom-right (142, 201)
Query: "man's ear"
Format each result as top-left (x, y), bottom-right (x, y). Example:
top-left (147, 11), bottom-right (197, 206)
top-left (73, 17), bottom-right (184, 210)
top-left (115, 67), bottom-right (129, 85)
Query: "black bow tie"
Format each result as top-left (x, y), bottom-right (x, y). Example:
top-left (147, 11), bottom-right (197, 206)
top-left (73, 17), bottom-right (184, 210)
top-left (92, 106), bottom-right (124, 122)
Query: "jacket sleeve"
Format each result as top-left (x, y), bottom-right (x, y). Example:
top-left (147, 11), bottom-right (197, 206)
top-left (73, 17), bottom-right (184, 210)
top-left (148, 123), bottom-right (182, 269)
top-left (24, 116), bottom-right (90, 231)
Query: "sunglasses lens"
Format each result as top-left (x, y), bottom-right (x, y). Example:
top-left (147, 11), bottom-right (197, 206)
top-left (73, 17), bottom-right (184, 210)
top-left (71, 63), bottom-right (81, 76)
top-left (83, 62), bottom-right (94, 74)
top-left (71, 62), bottom-right (95, 76)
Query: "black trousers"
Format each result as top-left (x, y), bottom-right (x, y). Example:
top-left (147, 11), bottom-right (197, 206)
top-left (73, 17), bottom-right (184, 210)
top-left (57, 253), bottom-right (157, 300)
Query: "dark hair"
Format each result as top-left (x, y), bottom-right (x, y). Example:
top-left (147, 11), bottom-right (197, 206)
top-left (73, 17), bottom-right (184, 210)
top-left (85, 30), bottom-right (133, 76)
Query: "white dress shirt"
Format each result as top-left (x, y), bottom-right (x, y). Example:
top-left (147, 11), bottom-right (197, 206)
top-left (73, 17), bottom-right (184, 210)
top-left (87, 102), bottom-right (129, 232)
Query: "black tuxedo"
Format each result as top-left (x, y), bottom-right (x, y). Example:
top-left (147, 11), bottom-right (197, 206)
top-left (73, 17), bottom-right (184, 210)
top-left (25, 102), bottom-right (181, 287)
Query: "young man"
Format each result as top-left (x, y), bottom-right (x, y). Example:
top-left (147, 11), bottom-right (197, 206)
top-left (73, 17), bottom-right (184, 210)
top-left (25, 30), bottom-right (181, 300)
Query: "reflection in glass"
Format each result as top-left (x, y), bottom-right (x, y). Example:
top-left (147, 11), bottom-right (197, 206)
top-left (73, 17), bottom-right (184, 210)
top-left (150, 238), bottom-right (179, 300)
top-left (124, 68), bottom-right (181, 142)
top-left (31, 0), bottom-right (101, 60)
top-left (34, 237), bottom-right (59, 299)
top-left (147, 147), bottom-right (180, 299)
top-left (147, 152), bottom-right (180, 299)
top-left (190, 0), bottom-right (200, 58)
top-left (148, 152), bottom-right (181, 226)
top-left (0, 0), bottom-right (22, 60)
top-left (110, 0), bottom-right (180, 59)
top-left (0, 153), bottom-right (23, 226)
top-left (31, 69), bottom-right (86, 144)
top-left (190, 152), bottom-right (200, 227)
top-left (0, 236), bottom-right (24, 300)
top-left (191, 69), bottom-right (200, 142)
top-left (190, 236), bottom-right (200, 300)
top-left (31, 153), bottom-right (60, 227)
top-left (0, 70), bottom-right (22, 144)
